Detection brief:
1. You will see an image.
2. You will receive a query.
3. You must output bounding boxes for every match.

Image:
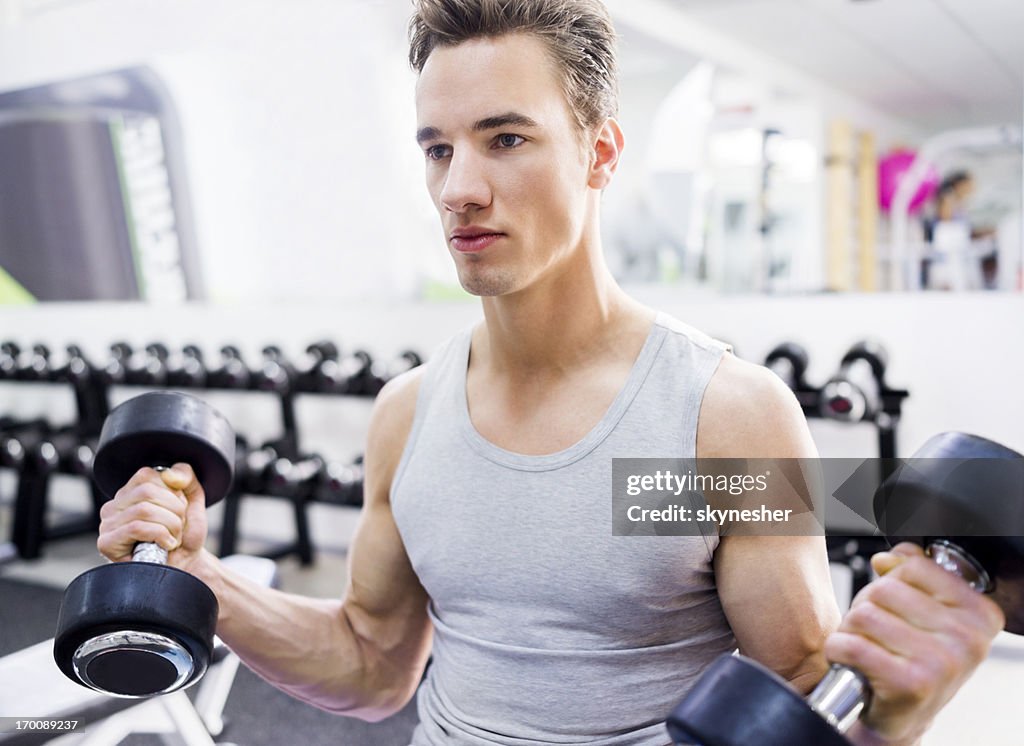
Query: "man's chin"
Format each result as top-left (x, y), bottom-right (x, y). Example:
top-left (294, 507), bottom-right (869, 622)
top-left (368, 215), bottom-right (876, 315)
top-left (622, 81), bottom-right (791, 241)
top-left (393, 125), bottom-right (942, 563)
top-left (457, 271), bottom-right (516, 297)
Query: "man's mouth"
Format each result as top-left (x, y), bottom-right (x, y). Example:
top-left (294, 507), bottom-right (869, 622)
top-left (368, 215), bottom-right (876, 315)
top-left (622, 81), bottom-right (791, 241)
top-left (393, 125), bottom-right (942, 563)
top-left (450, 228), bottom-right (505, 254)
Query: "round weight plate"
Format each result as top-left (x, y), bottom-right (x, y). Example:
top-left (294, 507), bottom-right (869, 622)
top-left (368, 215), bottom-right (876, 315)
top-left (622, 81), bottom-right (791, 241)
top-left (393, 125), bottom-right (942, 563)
top-left (73, 629), bottom-right (194, 697)
top-left (93, 391), bottom-right (235, 505)
top-left (667, 655), bottom-right (850, 746)
top-left (875, 432), bottom-right (1024, 634)
top-left (54, 562), bottom-right (218, 695)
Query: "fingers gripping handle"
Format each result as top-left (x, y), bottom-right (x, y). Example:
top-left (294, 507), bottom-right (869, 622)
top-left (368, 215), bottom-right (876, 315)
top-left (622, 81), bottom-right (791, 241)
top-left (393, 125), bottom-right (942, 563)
top-left (807, 540), bottom-right (990, 733)
top-left (130, 465), bottom-right (172, 566)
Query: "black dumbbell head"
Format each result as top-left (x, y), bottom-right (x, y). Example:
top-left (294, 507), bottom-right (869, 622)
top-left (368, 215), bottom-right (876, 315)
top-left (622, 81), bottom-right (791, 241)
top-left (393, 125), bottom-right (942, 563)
top-left (765, 342), bottom-right (809, 386)
top-left (667, 655), bottom-right (849, 746)
top-left (841, 340), bottom-right (888, 380)
top-left (874, 432), bottom-right (1024, 633)
top-left (305, 340), bottom-right (339, 360)
top-left (92, 392), bottom-right (235, 506)
top-left (54, 562), bottom-right (217, 697)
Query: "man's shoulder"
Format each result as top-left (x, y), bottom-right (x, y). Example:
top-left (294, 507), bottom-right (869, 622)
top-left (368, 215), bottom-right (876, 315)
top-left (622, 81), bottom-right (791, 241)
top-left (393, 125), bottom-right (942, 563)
top-left (697, 352), bottom-right (817, 459)
top-left (372, 324), bottom-right (470, 420)
top-left (372, 364), bottom-right (427, 433)
top-left (651, 310), bottom-right (728, 354)
top-left (362, 364), bottom-right (429, 503)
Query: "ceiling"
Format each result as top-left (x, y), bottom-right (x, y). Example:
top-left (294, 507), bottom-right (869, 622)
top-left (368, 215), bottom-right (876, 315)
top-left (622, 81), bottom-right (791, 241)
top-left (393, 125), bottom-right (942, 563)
top-left (4, 0), bottom-right (1021, 133)
top-left (659, 0), bottom-right (1023, 131)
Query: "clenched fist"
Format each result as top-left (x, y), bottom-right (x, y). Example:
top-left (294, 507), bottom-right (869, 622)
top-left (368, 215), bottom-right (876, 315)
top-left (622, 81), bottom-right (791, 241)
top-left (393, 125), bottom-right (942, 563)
top-left (826, 542), bottom-right (1005, 744)
top-left (97, 463), bottom-right (209, 573)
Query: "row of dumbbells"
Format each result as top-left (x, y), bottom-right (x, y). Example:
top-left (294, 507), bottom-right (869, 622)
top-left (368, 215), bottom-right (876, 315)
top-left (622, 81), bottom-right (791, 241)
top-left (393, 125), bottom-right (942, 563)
top-left (0, 420), bottom-right (366, 508)
top-left (0, 419), bottom-right (95, 478)
top-left (234, 440), bottom-right (364, 507)
top-left (0, 341), bottom-right (423, 397)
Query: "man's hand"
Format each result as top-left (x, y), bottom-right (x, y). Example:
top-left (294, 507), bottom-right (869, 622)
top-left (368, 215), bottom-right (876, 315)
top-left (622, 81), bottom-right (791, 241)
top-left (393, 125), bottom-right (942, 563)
top-left (96, 463), bottom-right (209, 574)
top-left (824, 542), bottom-right (1006, 743)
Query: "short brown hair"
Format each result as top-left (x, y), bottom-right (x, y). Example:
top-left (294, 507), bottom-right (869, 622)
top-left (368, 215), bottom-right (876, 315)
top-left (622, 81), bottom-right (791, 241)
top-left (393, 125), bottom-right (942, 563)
top-left (408, 0), bottom-right (619, 132)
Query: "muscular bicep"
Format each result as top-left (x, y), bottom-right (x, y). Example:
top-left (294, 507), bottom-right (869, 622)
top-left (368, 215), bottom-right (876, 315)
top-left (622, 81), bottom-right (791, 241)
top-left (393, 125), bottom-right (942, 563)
top-left (714, 535), bottom-right (839, 692)
top-left (340, 370), bottom-right (433, 703)
top-left (698, 353), bottom-right (841, 692)
top-left (342, 487), bottom-right (432, 669)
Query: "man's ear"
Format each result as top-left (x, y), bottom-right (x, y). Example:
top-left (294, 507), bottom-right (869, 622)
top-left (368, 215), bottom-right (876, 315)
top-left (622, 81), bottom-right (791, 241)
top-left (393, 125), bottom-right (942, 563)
top-left (587, 117), bottom-right (625, 190)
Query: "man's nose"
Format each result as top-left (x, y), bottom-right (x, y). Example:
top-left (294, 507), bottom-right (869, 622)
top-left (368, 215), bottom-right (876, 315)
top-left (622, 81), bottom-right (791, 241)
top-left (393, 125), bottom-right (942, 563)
top-left (440, 150), bottom-right (491, 213)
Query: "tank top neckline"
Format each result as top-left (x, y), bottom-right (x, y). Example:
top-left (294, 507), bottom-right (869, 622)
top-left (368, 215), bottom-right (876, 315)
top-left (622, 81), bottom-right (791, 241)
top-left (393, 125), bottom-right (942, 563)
top-left (455, 312), bottom-right (669, 471)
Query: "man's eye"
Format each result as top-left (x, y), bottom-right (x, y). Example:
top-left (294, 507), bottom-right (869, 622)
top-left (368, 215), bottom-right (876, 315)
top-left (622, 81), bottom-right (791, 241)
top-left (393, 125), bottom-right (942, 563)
top-left (495, 134), bottom-right (525, 149)
top-left (425, 144), bottom-right (451, 160)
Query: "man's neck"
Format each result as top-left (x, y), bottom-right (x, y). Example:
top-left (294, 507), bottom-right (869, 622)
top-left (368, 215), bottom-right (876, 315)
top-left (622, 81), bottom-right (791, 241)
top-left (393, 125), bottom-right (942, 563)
top-left (475, 252), bottom-right (651, 378)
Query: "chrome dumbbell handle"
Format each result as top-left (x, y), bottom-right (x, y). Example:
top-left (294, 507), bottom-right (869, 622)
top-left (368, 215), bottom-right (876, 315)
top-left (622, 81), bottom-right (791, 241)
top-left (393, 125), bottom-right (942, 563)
top-left (806, 539), bottom-right (992, 733)
top-left (132, 543), bottom-right (168, 564)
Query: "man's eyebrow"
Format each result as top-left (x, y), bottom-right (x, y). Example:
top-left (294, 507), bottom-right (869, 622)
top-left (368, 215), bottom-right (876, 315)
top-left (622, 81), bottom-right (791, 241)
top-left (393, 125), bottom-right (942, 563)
top-left (416, 126), bottom-right (442, 145)
top-left (415, 112), bottom-right (539, 144)
top-left (472, 112), bottom-right (539, 132)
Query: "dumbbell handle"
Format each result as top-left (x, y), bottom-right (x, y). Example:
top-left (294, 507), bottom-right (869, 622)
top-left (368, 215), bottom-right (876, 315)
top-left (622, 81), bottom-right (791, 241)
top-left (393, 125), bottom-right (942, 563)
top-left (806, 539), bottom-right (991, 733)
top-left (133, 542), bottom-right (168, 564)
top-left (131, 466), bottom-right (175, 566)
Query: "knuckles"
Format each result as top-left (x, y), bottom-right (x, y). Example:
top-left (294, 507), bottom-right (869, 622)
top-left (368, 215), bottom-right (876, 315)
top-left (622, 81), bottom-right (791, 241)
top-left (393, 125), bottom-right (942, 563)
top-left (972, 595), bottom-right (1007, 637)
top-left (850, 575), bottom-right (908, 615)
top-left (98, 479), bottom-right (187, 555)
top-left (842, 601), bottom-right (886, 635)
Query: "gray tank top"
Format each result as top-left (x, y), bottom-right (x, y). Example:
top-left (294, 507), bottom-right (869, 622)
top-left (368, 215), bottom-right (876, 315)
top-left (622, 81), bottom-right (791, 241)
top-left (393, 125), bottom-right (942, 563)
top-left (391, 312), bottom-right (737, 745)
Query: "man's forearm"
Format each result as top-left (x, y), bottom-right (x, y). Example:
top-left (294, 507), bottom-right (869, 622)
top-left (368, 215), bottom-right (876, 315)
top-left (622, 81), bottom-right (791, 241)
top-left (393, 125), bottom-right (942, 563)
top-left (192, 549), bottom-right (401, 719)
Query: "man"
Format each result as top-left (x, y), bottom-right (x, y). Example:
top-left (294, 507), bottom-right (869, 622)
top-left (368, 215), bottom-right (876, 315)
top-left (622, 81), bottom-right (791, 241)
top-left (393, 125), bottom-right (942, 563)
top-left (97, 1), bottom-right (1005, 744)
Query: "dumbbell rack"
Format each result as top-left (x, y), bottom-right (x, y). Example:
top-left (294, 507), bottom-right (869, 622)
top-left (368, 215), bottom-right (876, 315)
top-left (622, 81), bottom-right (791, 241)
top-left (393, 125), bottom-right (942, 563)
top-left (0, 341), bottom-right (420, 567)
top-left (0, 345), bottom-right (109, 561)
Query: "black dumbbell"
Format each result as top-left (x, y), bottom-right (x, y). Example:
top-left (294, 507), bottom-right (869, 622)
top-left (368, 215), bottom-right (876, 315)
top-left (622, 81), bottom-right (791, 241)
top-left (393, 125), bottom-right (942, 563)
top-left (667, 432), bottom-right (1024, 746)
top-left (136, 343), bottom-right (171, 386)
top-left (54, 391), bottom-right (235, 698)
top-left (254, 346), bottom-right (295, 394)
top-left (820, 341), bottom-right (888, 422)
top-left (0, 341), bottom-right (21, 380)
top-left (0, 419), bottom-right (50, 469)
top-left (167, 345), bottom-right (207, 388)
top-left (101, 342), bottom-right (135, 384)
top-left (316, 456), bottom-right (364, 507)
top-left (264, 454), bottom-right (325, 498)
top-left (764, 342), bottom-right (809, 390)
top-left (53, 345), bottom-right (95, 386)
top-left (363, 351), bottom-right (423, 396)
top-left (208, 345), bottom-right (251, 389)
top-left (13, 428), bottom-right (93, 480)
top-left (18, 343), bottom-right (52, 381)
top-left (317, 350), bottom-right (373, 394)
top-left (295, 341), bottom-right (339, 391)
top-left (237, 443), bottom-right (283, 493)
top-left (45, 431), bottom-right (96, 477)
top-left (1, 429), bottom-right (32, 469)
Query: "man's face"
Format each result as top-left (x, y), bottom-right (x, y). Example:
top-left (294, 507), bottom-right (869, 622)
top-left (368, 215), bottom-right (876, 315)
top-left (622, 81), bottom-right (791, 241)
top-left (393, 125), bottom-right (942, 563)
top-left (415, 34), bottom-right (593, 297)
